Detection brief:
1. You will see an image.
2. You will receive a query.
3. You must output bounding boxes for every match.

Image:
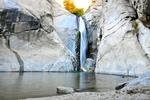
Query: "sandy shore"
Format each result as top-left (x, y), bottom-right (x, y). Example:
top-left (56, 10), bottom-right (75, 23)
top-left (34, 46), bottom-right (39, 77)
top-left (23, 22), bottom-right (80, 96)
top-left (22, 88), bottom-right (150, 100)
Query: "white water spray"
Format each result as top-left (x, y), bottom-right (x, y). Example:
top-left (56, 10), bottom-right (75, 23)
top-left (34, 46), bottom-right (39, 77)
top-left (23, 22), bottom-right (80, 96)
top-left (79, 17), bottom-right (87, 71)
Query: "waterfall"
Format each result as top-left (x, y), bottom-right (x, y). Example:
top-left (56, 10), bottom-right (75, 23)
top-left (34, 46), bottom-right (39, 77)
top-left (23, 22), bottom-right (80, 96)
top-left (79, 17), bottom-right (87, 71)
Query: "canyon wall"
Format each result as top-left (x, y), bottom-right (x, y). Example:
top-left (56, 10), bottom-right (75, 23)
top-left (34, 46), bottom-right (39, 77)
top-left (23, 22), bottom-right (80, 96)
top-left (0, 0), bottom-right (150, 75)
top-left (85, 0), bottom-right (150, 76)
top-left (0, 0), bottom-right (77, 71)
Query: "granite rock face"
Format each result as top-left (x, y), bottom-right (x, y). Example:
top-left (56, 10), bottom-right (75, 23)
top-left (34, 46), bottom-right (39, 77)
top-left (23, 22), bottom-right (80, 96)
top-left (0, 0), bottom-right (150, 74)
top-left (0, 0), bottom-right (76, 71)
top-left (84, 0), bottom-right (102, 60)
top-left (85, 0), bottom-right (150, 76)
top-left (52, 0), bottom-right (78, 56)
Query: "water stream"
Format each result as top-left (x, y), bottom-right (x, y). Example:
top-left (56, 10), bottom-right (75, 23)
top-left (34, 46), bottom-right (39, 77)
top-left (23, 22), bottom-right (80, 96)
top-left (79, 17), bottom-right (87, 71)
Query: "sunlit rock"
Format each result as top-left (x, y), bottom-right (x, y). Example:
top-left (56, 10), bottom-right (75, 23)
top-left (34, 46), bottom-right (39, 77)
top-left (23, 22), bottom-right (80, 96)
top-left (57, 86), bottom-right (75, 94)
top-left (94, 0), bottom-right (150, 76)
top-left (0, 38), bottom-right (20, 71)
top-left (53, 0), bottom-right (78, 55)
top-left (0, 0), bottom-right (74, 71)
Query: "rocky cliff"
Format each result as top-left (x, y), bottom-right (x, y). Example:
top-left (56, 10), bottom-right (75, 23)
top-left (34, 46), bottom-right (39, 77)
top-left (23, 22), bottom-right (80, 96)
top-left (0, 0), bottom-right (78, 71)
top-left (85, 0), bottom-right (150, 76)
top-left (0, 0), bottom-right (150, 75)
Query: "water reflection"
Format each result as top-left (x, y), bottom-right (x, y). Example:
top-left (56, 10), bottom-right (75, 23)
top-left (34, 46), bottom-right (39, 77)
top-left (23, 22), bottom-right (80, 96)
top-left (0, 72), bottom-right (133, 100)
top-left (79, 72), bottom-right (96, 91)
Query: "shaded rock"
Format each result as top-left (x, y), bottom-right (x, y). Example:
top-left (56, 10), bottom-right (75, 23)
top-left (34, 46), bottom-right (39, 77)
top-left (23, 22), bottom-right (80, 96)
top-left (84, 1), bottom-right (103, 60)
top-left (130, 0), bottom-right (150, 27)
top-left (129, 0), bottom-right (150, 27)
top-left (57, 86), bottom-right (75, 94)
top-left (115, 82), bottom-right (127, 90)
top-left (130, 0), bottom-right (150, 16)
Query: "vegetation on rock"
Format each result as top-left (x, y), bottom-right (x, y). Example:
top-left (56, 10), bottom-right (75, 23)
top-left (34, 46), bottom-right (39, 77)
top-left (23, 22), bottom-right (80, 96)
top-left (132, 20), bottom-right (139, 29)
top-left (63, 0), bottom-right (84, 16)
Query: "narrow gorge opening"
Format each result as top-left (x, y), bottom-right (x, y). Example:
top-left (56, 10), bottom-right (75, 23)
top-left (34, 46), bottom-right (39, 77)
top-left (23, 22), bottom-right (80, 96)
top-left (63, 0), bottom-right (95, 71)
top-left (0, 0), bottom-right (150, 99)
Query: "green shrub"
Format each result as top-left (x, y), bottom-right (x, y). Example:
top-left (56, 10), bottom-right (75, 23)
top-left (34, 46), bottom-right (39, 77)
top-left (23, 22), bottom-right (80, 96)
top-left (72, 8), bottom-right (84, 16)
top-left (63, 0), bottom-right (84, 16)
top-left (132, 20), bottom-right (139, 30)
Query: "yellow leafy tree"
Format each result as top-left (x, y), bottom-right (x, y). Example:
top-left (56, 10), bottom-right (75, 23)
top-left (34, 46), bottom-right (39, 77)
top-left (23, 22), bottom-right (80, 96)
top-left (63, 0), bottom-right (84, 16)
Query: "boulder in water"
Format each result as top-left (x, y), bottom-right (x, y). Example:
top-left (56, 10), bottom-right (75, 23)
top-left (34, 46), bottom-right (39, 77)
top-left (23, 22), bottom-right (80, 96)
top-left (57, 86), bottom-right (75, 94)
top-left (84, 58), bottom-right (95, 72)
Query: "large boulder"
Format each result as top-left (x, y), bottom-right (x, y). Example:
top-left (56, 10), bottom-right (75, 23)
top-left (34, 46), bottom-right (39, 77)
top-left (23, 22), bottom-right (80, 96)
top-left (0, 0), bottom-right (75, 71)
top-left (82, 58), bottom-right (95, 72)
top-left (57, 86), bottom-right (75, 94)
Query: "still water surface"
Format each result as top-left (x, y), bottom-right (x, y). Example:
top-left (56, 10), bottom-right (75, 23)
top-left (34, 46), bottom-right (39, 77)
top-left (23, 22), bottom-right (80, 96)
top-left (0, 72), bottom-right (133, 100)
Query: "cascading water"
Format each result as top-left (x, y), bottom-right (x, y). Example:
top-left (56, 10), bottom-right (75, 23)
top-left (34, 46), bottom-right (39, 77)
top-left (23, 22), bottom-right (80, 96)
top-left (79, 17), bottom-right (87, 71)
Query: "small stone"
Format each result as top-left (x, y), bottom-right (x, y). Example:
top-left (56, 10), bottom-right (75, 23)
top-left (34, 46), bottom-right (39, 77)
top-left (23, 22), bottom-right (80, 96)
top-left (115, 83), bottom-right (127, 90)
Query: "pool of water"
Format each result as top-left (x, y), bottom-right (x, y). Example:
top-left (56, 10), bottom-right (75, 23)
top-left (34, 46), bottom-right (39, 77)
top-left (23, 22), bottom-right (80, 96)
top-left (0, 72), bottom-right (133, 100)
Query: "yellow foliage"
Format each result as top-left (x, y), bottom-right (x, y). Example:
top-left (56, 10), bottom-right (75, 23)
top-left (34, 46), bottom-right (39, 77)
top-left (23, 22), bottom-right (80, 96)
top-left (63, 0), bottom-right (84, 16)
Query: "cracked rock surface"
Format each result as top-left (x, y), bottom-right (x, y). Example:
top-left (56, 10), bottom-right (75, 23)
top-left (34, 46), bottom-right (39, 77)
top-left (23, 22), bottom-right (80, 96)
top-left (85, 0), bottom-right (150, 76)
top-left (0, 0), bottom-right (77, 71)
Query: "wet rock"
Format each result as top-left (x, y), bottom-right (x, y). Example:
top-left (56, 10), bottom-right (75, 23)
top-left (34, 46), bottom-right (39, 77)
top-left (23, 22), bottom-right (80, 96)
top-left (115, 83), bottom-right (127, 90)
top-left (84, 58), bottom-right (95, 72)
